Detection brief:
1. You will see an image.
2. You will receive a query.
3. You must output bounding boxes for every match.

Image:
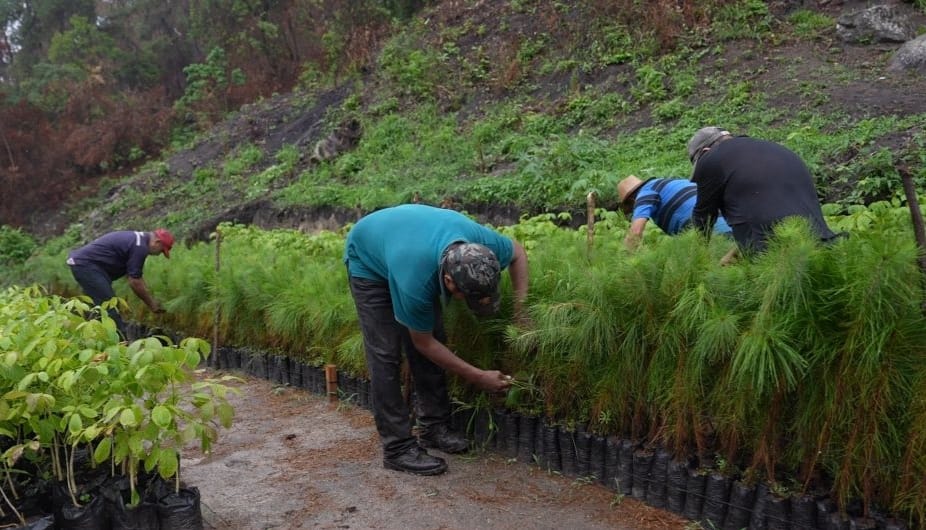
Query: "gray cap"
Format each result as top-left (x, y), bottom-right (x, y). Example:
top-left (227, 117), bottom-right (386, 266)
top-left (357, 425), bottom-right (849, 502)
top-left (687, 126), bottom-right (730, 163)
top-left (441, 243), bottom-right (501, 316)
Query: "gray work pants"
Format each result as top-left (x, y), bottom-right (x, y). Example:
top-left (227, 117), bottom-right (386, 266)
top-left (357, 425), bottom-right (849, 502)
top-left (348, 276), bottom-right (451, 458)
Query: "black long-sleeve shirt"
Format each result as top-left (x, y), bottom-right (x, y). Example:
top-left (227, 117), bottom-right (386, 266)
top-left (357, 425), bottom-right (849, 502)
top-left (67, 231), bottom-right (151, 280)
top-left (691, 136), bottom-right (836, 251)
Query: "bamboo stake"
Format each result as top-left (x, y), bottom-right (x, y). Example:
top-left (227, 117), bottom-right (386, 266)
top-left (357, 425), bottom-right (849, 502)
top-left (899, 165), bottom-right (926, 312)
top-left (0, 128), bottom-right (17, 171)
top-left (325, 363), bottom-right (338, 402)
top-left (52, 436), bottom-right (62, 481)
top-left (3, 467), bottom-right (16, 500)
top-left (586, 191), bottom-right (596, 259)
top-left (67, 444), bottom-right (80, 507)
top-left (0, 476), bottom-right (23, 527)
top-left (212, 228), bottom-right (222, 369)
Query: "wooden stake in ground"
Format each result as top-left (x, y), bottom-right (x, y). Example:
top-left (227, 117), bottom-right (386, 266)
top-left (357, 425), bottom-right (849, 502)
top-left (325, 364), bottom-right (339, 403)
top-left (899, 164), bottom-right (926, 312)
top-left (212, 228), bottom-right (222, 369)
top-left (587, 191), bottom-right (596, 259)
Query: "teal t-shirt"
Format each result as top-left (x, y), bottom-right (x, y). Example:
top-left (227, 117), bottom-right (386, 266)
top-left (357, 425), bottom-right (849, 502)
top-left (344, 204), bottom-right (514, 332)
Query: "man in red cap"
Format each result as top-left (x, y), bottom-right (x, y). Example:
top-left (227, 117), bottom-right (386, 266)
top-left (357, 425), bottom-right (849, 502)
top-left (67, 229), bottom-right (174, 339)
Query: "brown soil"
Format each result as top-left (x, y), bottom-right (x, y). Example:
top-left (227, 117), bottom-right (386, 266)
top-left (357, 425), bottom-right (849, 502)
top-left (182, 372), bottom-right (688, 530)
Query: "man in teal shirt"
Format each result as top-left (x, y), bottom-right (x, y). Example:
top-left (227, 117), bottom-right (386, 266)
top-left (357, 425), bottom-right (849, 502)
top-left (345, 204), bottom-right (530, 476)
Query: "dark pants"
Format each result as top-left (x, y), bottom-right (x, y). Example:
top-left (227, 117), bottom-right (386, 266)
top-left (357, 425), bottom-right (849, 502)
top-left (348, 276), bottom-right (451, 458)
top-left (69, 264), bottom-right (127, 339)
top-left (731, 220), bottom-right (846, 255)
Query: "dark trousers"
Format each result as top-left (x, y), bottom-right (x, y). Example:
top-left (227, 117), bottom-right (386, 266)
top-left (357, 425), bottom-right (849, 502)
top-left (732, 220), bottom-right (845, 255)
top-left (348, 276), bottom-right (451, 458)
top-left (69, 264), bottom-right (127, 339)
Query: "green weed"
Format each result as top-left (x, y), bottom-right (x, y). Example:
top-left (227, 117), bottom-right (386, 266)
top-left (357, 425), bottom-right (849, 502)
top-left (789, 9), bottom-right (834, 40)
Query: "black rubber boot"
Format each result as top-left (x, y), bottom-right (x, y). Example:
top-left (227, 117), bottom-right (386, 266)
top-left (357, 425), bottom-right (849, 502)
top-left (418, 423), bottom-right (470, 454)
top-left (383, 445), bottom-right (448, 476)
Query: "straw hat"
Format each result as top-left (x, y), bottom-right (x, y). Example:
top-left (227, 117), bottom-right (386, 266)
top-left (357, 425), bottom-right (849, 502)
top-left (617, 175), bottom-right (646, 206)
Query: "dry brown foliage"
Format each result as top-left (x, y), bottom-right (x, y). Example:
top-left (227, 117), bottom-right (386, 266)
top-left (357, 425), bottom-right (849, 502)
top-left (60, 84), bottom-right (173, 171)
top-left (588, 0), bottom-right (713, 50)
top-left (0, 81), bottom-right (176, 229)
top-left (0, 100), bottom-right (73, 227)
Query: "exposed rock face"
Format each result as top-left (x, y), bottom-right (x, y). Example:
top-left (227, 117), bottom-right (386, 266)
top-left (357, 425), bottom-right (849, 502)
top-left (889, 34), bottom-right (926, 74)
top-left (308, 119), bottom-right (363, 165)
top-left (836, 4), bottom-right (916, 43)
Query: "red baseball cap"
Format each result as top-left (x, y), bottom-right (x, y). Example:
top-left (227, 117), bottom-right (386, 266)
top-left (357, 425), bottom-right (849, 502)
top-left (154, 228), bottom-right (175, 258)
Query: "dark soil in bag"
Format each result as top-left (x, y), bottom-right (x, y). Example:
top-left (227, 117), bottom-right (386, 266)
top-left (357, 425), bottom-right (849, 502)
top-left (533, 416), bottom-right (545, 468)
top-left (616, 439), bottom-right (635, 496)
top-left (493, 409), bottom-right (510, 454)
top-left (722, 480), bottom-right (755, 530)
top-left (604, 437), bottom-right (620, 491)
top-left (789, 494), bottom-right (817, 530)
top-left (665, 459), bottom-right (688, 515)
top-left (700, 472), bottom-right (731, 530)
top-left (12, 515), bottom-right (55, 530)
top-left (645, 449), bottom-right (669, 509)
top-left (517, 414), bottom-right (537, 464)
top-left (589, 434), bottom-right (607, 486)
top-left (764, 494), bottom-right (790, 530)
top-left (574, 431), bottom-right (591, 478)
top-left (54, 493), bottom-right (109, 530)
top-left (631, 449), bottom-right (653, 500)
top-left (541, 422), bottom-right (561, 472)
top-left (100, 475), bottom-right (159, 530)
top-left (156, 487), bottom-right (204, 530)
top-left (503, 412), bottom-right (520, 459)
top-left (749, 482), bottom-right (771, 530)
top-left (682, 468), bottom-right (706, 521)
top-left (558, 428), bottom-right (577, 477)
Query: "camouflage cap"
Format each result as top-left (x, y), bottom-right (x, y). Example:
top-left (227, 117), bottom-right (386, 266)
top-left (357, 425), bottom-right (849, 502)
top-left (441, 243), bottom-right (501, 316)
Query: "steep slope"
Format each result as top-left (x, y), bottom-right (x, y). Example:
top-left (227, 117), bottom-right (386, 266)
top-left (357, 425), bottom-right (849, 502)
top-left (65, 0), bottom-right (926, 244)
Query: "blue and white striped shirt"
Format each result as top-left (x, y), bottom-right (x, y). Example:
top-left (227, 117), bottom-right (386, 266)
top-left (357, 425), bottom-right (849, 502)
top-left (632, 178), bottom-right (731, 235)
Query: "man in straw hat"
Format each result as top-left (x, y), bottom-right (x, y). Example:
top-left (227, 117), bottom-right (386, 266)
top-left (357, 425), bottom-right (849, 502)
top-left (344, 204), bottom-right (530, 476)
top-left (617, 175), bottom-right (731, 250)
top-left (686, 126), bottom-right (839, 263)
top-left (67, 229), bottom-right (174, 339)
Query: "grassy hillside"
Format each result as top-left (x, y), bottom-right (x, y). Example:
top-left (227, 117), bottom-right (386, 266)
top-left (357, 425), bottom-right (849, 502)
top-left (20, 0), bottom-right (923, 249)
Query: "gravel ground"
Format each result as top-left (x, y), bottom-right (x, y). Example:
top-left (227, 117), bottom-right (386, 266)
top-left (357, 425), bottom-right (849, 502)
top-left (181, 371), bottom-right (688, 530)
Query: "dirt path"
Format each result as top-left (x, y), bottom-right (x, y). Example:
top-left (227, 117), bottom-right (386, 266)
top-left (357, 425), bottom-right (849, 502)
top-left (181, 371), bottom-right (688, 530)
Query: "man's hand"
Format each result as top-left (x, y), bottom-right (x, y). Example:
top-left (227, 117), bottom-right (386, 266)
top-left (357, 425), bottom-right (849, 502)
top-left (150, 302), bottom-right (166, 314)
top-left (719, 246), bottom-right (739, 267)
top-left (624, 218), bottom-right (648, 251)
top-left (475, 370), bottom-right (513, 393)
top-left (513, 310), bottom-right (534, 330)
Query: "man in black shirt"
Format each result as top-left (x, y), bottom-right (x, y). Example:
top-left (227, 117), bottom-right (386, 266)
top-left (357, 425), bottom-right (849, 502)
top-left (67, 229), bottom-right (174, 338)
top-left (687, 126), bottom-right (838, 261)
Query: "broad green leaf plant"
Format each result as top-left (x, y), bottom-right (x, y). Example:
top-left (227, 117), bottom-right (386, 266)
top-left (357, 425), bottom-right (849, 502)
top-left (0, 286), bottom-right (238, 515)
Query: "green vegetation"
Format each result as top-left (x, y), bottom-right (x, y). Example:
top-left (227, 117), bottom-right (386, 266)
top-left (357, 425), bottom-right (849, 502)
top-left (175, 47), bottom-right (247, 129)
top-left (0, 286), bottom-right (237, 519)
top-left (5, 0), bottom-right (926, 526)
top-left (10, 196), bottom-right (926, 524)
top-left (10, 0), bottom-right (921, 240)
top-left (788, 9), bottom-right (835, 39)
top-left (0, 226), bottom-right (36, 267)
